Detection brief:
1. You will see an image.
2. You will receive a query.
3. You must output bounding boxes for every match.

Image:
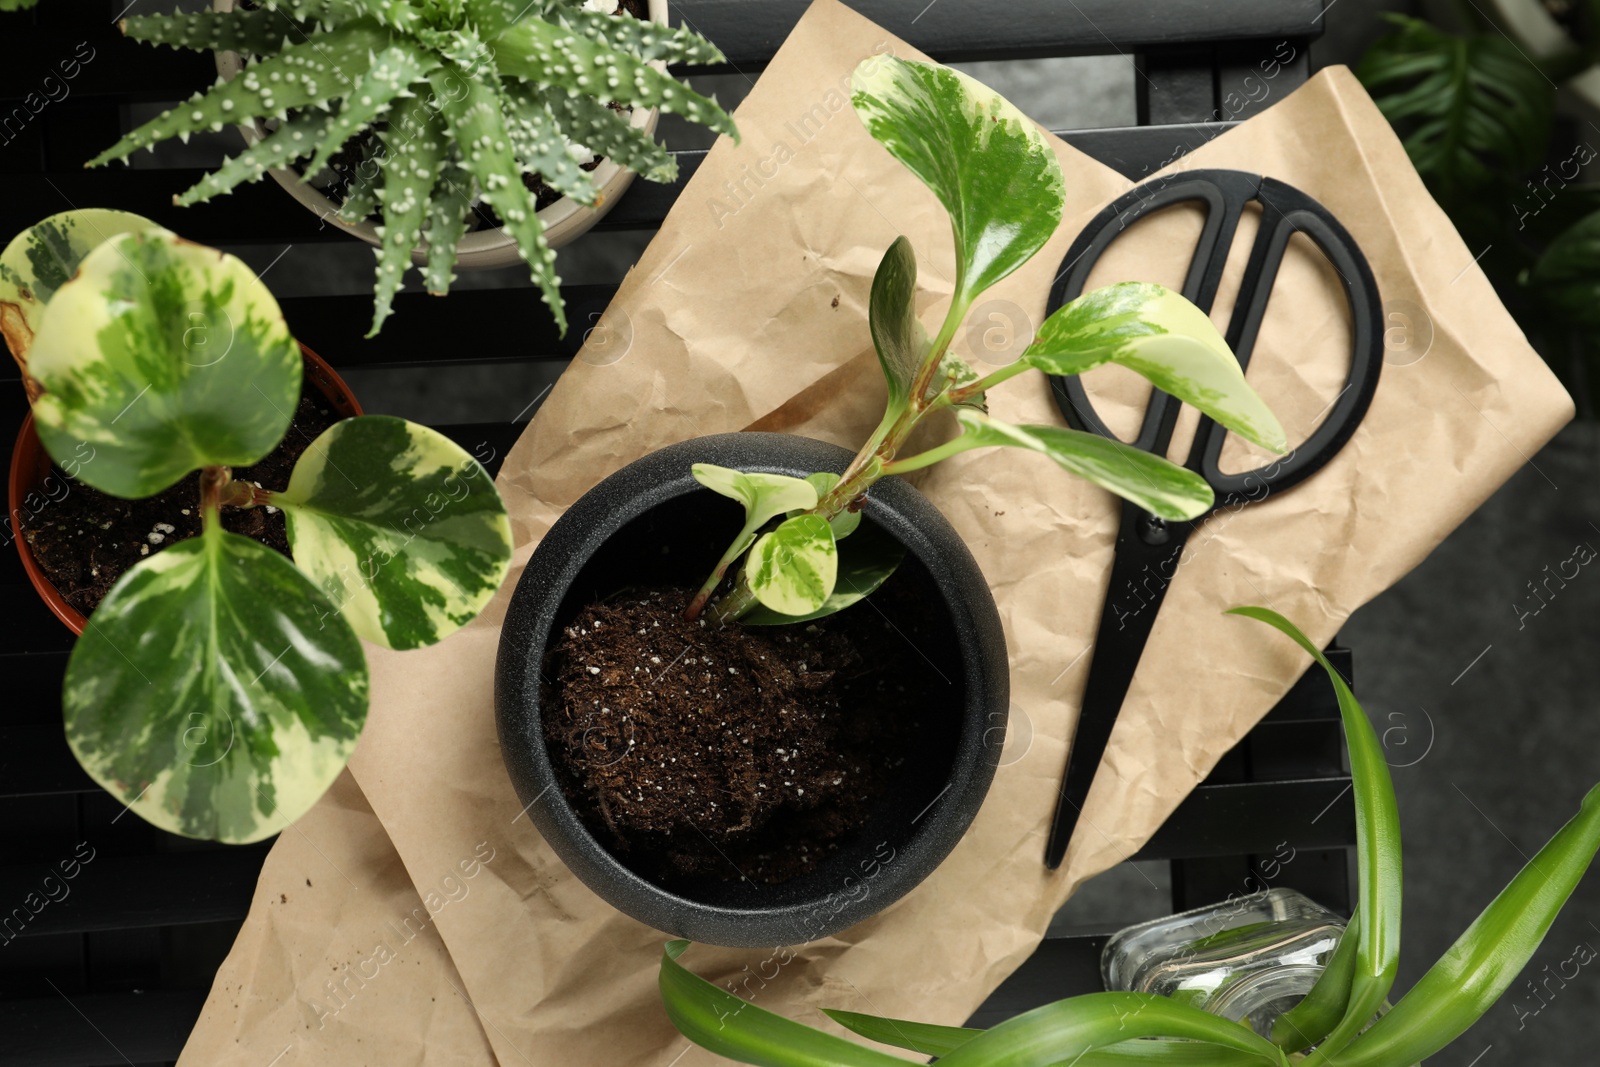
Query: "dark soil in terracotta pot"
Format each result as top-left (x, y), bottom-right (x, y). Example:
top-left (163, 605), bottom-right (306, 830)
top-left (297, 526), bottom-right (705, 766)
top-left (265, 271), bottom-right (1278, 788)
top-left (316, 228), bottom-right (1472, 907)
top-left (18, 389), bottom-right (339, 618)
top-left (543, 568), bottom-right (950, 887)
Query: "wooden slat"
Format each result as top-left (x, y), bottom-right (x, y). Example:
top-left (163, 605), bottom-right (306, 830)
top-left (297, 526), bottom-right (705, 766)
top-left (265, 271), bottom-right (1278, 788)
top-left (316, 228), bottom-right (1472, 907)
top-left (0, 988), bottom-right (205, 1067)
top-left (966, 932), bottom-right (1108, 1027)
top-left (0, 848), bottom-right (266, 936)
top-left (672, 0), bottom-right (1324, 69)
top-left (0, 726), bottom-right (95, 797)
top-left (1131, 777), bottom-right (1355, 862)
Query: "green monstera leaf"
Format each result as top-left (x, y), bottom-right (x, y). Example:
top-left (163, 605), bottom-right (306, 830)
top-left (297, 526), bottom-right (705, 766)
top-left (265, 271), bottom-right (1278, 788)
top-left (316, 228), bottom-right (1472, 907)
top-left (273, 416), bottom-right (513, 651)
top-left (747, 514), bottom-right (838, 616)
top-left (1021, 281), bottom-right (1287, 453)
top-left (850, 56), bottom-right (1065, 317)
top-left (28, 229), bottom-right (301, 499)
top-left (0, 209), bottom-right (159, 368)
top-left (64, 527), bottom-right (367, 844)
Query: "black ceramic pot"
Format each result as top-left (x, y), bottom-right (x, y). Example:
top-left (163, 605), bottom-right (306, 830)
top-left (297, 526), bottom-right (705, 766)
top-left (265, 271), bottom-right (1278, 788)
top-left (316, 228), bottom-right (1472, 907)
top-left (495, 432), bottom-right (1007, 947)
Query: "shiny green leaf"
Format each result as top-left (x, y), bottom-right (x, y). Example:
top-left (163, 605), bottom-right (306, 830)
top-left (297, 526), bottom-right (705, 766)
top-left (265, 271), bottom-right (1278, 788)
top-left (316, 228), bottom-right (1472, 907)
top-left (660, 941), bottom-right (914, 1067)
top-left (0, 209), bottom-right (159, 366)
top-left (1330, 783), bottom-right (1600, 1067)
top-left (274, 415), bottom-right (512, 651)
top-left (741, 519), bottom-right (902, 625)
top-left (796, 472), bottom-right (859, 540)
top-left (63, 527), bottom-right (367, 844)
top-left (748, 514), bottom-right (837, 617)
top-left (29, 230), bottom-right (301, 499)
top-left (1022, 282), bottom-right (1286, 454)
top-left (1227, 608), bottom-right (1401, 1061)
top-left (869, 236), bottom-right (924, 413)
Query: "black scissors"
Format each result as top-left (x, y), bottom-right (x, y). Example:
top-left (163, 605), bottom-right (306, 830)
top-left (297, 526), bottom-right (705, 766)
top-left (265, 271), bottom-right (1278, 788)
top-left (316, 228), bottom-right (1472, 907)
top-left (1041, 169), bottom-right (1382, 870)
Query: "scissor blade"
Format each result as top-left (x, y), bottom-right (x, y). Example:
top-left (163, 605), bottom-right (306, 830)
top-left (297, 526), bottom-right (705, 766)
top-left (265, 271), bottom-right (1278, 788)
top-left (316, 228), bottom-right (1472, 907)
top-left (1044, 505), bottom-right (1191, 869)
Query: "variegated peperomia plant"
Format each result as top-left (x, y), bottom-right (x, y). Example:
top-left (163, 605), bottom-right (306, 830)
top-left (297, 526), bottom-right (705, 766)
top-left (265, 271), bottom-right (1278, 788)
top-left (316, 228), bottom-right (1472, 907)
top-left (88, 0), bottom-right (736, 335)
top-left (683, 56), bottom-right (1287, 627)
top-left (1, 209), bottom-right (513, 843)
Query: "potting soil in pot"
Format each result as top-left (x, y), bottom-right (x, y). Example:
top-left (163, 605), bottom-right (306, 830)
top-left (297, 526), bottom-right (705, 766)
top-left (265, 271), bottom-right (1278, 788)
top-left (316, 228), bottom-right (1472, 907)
top-left (543, 569), bottom-right (951, 886)
top-left (18, 387), bottom-right (339, 618)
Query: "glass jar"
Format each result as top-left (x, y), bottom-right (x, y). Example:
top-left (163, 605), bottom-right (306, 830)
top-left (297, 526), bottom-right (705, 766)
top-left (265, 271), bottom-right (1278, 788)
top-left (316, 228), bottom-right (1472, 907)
top-left (1102, 888), bottom-right (1346, 1038)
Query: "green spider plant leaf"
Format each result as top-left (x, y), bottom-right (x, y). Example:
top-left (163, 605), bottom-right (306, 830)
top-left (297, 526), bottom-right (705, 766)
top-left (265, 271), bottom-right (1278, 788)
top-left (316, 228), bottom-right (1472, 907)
top-left (901, 410), bottom-right (1215, 522)
top-left (1328, 782), bottom-right (1600, 1067)
top-left (0, 208), bottom-right (158, 369)
top-left (660, 941), bottom-right (915, 1067)
top-left (1270, 904), bottom-right (1358, 1052)
top-left (63, 526), bottom-right (367, 844)
top-left (1226, 608), bottom-right (1400, 1062)
top-left (1529, 207), bottom-right (1600, 330)
top-left (88, 20), bottom-right (389, 168)
top-left (748, 514), bottom-right (837, 617)
top-left (301, 44), bottom-right (438, 179)
top-left (869, 235), bottom-right (924, 414)
top-left (175, 108), bottom-right (337, 207)
top-left (493, 18), bottom-right (737, 141)
top-left (431, 67), bottom-right (566, 333)
top-left (29, 230), bottom-right (301, 499)
top-left (740, 518), bottom-right (902, 626)
top-left (796, 471), bottom-right (859, 539)
top-left (272, 415), bottom-right (512, 651)
top-left (121, 7), bottom-right (311, 59)
top-left (1356, 15), bottom-right (1553, 210)
top-left (368, 94), bottom-right (446, 337)
top-left (825, 1007), bottom-right (1282, 1065)
top-left (1021, 281), bottom-right (1286, 454)
top-left (935, 992), bottom-right (1289, 1067)
top-left (850, 56), bottom-right (1064, 317)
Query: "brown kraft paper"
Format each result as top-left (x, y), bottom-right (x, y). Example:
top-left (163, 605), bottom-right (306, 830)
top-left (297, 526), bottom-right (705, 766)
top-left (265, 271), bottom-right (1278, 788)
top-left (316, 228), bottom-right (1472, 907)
top-left (179, 1), bottom-right (1573, 1063)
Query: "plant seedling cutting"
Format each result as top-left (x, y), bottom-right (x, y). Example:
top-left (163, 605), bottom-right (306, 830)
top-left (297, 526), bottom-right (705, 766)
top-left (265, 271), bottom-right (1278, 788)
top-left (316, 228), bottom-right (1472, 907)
top-left (1, 209), bottom-right (514, 843)
top-left (682, 55), bottom-right (1287, 628)
top-left (82, 0), bottom-right (737, 334)
top-left (659, 608), bottom-right (1600, 1066)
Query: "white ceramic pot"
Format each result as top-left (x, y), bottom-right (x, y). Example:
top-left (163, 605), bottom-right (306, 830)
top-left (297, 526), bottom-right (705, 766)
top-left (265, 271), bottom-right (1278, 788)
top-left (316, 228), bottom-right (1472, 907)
top-left (212, 0), bottom-right (666, 270)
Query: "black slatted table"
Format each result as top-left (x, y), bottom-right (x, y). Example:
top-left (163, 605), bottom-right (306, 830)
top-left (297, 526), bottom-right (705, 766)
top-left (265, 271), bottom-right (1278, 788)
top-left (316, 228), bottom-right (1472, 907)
top-left (0, 3), bottom-right (1347, 1063)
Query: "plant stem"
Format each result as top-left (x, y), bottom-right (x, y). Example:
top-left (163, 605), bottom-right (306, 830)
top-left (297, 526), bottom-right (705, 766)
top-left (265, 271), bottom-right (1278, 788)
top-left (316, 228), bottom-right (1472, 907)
top-left (684, 534), bottom-right (753, 622)
top-left (198, 465), bottom-right (231, 530)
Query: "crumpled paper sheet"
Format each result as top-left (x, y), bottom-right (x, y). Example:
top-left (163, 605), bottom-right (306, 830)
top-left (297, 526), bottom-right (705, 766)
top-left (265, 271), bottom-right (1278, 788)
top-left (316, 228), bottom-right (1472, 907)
top-left (179, 1), bottom-right (1573, 1063)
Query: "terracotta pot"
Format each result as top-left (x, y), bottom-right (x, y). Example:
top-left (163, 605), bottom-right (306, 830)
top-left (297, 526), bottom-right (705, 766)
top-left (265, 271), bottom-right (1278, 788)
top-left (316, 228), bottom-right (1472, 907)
top-left (212, 0), bottom-right (667, 270)
top-left (8, 344), bottom-right (360, 635)
top-left (495, 432), bottom-right (1010, 947)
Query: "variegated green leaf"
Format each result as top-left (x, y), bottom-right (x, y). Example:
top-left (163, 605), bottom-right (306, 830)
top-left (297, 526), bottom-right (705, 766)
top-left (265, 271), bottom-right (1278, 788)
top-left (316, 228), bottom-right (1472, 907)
top-left (869, 235), bottom-right (923, 413)
top-left (932, 411), bottom-right (1215, 522)
top-left (303, 45), bottom-right (437, 178)
top-left (741, 519), bottom-right (901, 625)
top-left (175, 108), bottom-right (337, 206)
top-left (1021, 281), bottom-right (1287, 453)
top-left (693, 464), bottom-right (818, 528)
top-left (797, 471), bottom-right (859, 539)
top-left (88, 20), bottom-right (387, 168)
top-left (29, 230), bottom-right (301, 499)
top-left (0, 208), bottom-right (159, 368)
top-left (936, 349), bottom-right (986, 411)
top-left (63, 527), bottom-right (367, 844)
top-left (851, 56), bottom-right (1064, 314)
top-left (431, 67), bottom-right (565, 333)
top-left (747, 514), bottom-right (837, 617)
top-left (541, 88), bottom-right (675, 184)
top-left (122, 7), bottom-right (311, 59)
top-left (274, 415), bottom-right (513, 651)
top-left (494, 18), bottom-right (737, 140)
top-left (368, 94), bottom-right (446, 337)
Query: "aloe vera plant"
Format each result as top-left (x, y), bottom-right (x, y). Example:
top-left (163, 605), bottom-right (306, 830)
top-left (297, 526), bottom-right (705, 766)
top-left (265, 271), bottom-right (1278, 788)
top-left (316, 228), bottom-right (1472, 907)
top-left (87, 0), bottom-right (736, 336)
top-left (682, 56), bottom-right (1286, 627)
top-left (2, 209), bottom-right (514, 843)
top-left (659, 607), bottom-right (1600, 1065)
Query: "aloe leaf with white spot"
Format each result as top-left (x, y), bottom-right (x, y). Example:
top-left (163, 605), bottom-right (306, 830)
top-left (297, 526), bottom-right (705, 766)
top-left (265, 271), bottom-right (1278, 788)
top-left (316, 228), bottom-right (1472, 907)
top-left (368, 95), bottom-right (446, 337)
top-left (540, 89), bottom-right (677, 184)
top-left (422, 163), bottom-right (476, 296)
top-left (28, 230), bottom-right (301, 498)
top-left (122, 8), bottom-right (309, 59)
top-left (300, 43), bottom-right (438, 179)
top-left (0, 208), bottom-right (158, 394)
top-left (431, 68), bottom-right (564, 332)
top-left (503, 86), bottom-right (601, 204)
top-left (271, 415), bottom-right (512, 651)
top-left (175, 109), bottom-right (337, 207)
top-left (89, 21), bottom-right (388, 168)
top-left (63, 526), bottom-right (368, 844)
top-left (550, 4), bottom-right (728, 65)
